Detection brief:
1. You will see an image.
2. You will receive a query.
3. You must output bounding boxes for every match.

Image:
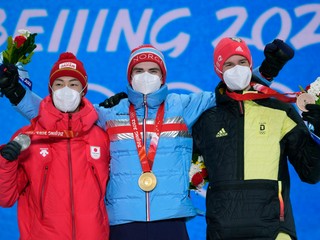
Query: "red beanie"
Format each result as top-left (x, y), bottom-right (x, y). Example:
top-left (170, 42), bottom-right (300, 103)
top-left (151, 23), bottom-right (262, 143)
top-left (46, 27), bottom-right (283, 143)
top-left (49, 52), bottom-right (88, 94)
top-left (213, 37), bottom-right (252, 79)
top-left (127, 44), bottom-right (167, 83)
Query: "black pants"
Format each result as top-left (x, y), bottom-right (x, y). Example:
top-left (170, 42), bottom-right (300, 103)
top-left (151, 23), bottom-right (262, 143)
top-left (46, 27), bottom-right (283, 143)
top-left (110, 218), bottom-right (190, 240)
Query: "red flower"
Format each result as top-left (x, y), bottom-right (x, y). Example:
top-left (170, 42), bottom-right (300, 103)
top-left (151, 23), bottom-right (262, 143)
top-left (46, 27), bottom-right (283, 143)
top-left (191, 172), bottom-right (204, 186)
top-left (14, 35), bottom-right (27, 48)
top-left (201, 168), bottom-right (208, 178)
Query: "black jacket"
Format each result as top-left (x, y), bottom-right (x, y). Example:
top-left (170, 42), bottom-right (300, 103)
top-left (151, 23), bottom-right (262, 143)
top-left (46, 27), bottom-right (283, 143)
top-left (193, 82), bottom-right (320, 240)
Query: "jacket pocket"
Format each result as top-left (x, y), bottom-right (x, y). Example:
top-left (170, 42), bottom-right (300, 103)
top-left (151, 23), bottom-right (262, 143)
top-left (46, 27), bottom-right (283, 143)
top-left (89, 163), bottom-right (103, 199)
top-left (89, 163), bottom-right (109, 226)
top-left (39, 165), bottom-right (49, 219)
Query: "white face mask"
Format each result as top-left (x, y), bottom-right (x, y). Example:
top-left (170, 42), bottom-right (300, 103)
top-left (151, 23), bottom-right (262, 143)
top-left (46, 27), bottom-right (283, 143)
top-left (52, 86), bottom-right (82, 113)
top-left (223, 65), bottom-right (252, 91)
top-left (131, 72), bottom-right (161, 95)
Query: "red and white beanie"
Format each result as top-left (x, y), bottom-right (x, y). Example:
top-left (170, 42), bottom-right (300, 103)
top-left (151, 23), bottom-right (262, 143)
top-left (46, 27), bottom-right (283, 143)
top-left (49, 52), bottom-right (88, 94)
top-left (213, 37), bottom-right (252, 79)
top-left (127, 44), bottom-right (167, 83)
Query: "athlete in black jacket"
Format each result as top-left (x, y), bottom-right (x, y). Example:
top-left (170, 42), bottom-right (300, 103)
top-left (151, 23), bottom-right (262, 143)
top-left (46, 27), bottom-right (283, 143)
top-left (193, 37), bottom-right (320, 240)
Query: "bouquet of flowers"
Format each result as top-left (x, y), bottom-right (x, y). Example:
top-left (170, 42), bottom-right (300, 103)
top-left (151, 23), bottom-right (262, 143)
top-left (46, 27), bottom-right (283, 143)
top-left (2, 29), bottom-right (37, 65)
top-left (189, 153), bottom-right (208, 190)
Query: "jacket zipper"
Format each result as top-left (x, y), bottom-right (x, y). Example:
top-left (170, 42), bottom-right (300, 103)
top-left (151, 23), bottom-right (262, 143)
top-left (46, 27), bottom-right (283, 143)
top-left (278, 181), bottom-right (285, 221)
top-left (68, 114), bottom-right (76, 240)
top-left (143, 94), bottom-right (151, 221)
top-left (238, 101), bottom-right (245, 180)
top-left (90, 165), bottom-right (105, 219)
top-left (238, 101), bottom-right (244, 115)
top-left (40, 165), bottom-right (49, 219)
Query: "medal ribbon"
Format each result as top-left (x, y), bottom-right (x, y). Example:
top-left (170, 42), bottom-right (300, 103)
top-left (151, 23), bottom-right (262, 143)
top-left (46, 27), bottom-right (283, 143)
top-left (226, 83), bottom-right (297, 103)
top-left (21, 117), bottom-right (80, 138)
top-left (24, 130), bottom-right (79, 138)
top-left (129, 103), bottom-right (164, 173)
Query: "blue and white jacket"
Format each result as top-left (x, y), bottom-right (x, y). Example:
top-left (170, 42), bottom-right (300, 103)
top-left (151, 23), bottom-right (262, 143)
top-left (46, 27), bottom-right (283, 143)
top-left (14, 84), bottom-right (216, 225)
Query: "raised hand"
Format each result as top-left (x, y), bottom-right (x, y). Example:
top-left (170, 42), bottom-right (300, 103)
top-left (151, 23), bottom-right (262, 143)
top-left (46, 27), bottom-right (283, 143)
top-left (0, 64), bottom-right (26, 105)
top-left (259, 39), bottom-right (294, 81)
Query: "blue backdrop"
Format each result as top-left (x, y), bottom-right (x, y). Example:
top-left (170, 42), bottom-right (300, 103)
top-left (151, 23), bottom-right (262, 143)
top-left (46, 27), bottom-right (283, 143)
top-left (0, 1), bottom-right (320, 239)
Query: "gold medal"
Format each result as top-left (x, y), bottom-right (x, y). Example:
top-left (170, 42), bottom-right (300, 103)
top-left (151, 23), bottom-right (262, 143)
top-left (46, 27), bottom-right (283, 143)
top-left (296, 93), bottom-right (315, 112)
top-left (138, 172), bottom-right (157, 192)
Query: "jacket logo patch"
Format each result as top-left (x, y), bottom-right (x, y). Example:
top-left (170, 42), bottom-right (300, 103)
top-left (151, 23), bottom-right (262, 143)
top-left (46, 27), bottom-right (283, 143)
top-left (216, 128), bottom-right (228, 137)
top-left (259, 122), bottom-right (266, 135)
top-left (90, 146), bottom-right (101, 160)
top-left (40, 148), bottom-right (49, 157)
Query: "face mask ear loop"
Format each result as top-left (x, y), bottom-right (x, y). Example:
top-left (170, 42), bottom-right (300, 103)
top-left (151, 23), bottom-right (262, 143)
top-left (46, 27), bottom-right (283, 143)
top-left (81, 83), bottom-right (88, 95)
top-left (216, 67), bottom-right (223, 75)
top-left (49, 84), bottom-right (55, 94)
top-left (130, 74), bottom-right (135, 86)
top-left (249, 56), bottom-right (253, 69)
top-left (159, 75), bottom-right (163, 85)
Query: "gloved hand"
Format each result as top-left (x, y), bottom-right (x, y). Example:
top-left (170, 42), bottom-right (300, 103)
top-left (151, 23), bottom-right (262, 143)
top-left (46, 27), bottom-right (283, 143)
top-left (0, 64), bottom-right (26, 105)
top-left (99, 92), bottom-right (128, 108)
top-left (302, 104), bottom-right (320, 136)
top-left (0, 141), bottom-right (22, 161)
top-left (259, 39), bottom-right (294, 81)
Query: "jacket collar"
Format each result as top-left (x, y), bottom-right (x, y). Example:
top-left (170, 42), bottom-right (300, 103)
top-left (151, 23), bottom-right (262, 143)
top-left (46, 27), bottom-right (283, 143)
top-left (127, 84), bottom-right (168, 108)
top-left (36, 96), bottom-right (98, 135)
top-left (216, 79), bottom-right (264, 105)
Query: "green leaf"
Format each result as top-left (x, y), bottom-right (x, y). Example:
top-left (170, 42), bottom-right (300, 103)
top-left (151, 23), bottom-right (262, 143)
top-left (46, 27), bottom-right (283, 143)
top-left (19, 52), bottom-right (35, 65)
top-left (298, 85), bottom-right (306, 93)
top-left (2, 36), bottom-right (14, 63)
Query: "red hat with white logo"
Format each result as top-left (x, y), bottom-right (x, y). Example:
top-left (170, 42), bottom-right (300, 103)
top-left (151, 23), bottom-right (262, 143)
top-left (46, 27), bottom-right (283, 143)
top-left (127, 44), bottom-right (167, 83)
top-left (49, 52), bottom-right (88, 94)
top-left (213, 37), bottom-right (252, 79)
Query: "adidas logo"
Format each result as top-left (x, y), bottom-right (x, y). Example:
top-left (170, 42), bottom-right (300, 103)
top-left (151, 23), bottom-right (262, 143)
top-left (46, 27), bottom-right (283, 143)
top-left (235, 46), bottom-right (243, 52)
top-left (216, 128), bottom-right (228, 137)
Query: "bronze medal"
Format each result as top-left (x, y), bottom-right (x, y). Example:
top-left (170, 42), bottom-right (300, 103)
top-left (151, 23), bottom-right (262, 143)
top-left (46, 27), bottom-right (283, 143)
top-left (138, 172), bottom-right (157, 192)
top-left (296, 93), bottom-right (315, 112)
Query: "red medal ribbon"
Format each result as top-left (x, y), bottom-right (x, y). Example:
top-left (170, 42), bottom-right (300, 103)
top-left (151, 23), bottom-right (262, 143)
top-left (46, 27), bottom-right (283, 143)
top-left (226, 83), bottom-right (297, 103)
top-left (21, 117), bottom-right (80, 138)
top-left (24, 130), bottom-right (79, 138)
top-left (129, 103), bottom-right (164, 173)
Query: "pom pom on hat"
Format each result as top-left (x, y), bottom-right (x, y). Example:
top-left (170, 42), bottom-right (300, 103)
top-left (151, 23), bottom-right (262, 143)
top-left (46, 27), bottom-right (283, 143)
top-left (127, 44), bottom-right (167, 83)
top-left (49, 52), bottom-right (88, 94)
top-left (213, 37), bottom-right (252, 79)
